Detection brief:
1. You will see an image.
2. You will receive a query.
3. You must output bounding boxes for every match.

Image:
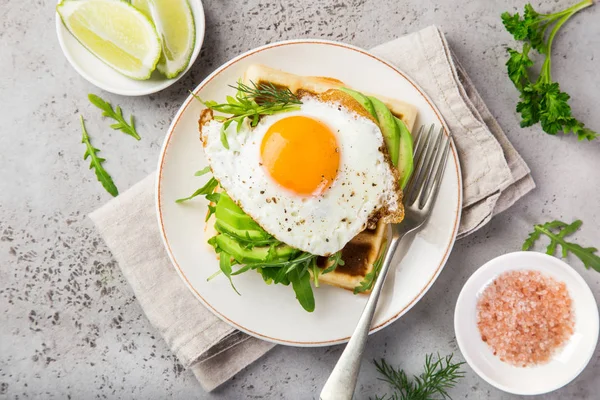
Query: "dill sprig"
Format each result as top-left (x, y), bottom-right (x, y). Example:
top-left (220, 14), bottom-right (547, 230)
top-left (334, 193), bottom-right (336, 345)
top-left (230, 80), bottom-right (302, 108)
top-left (191, 80), bottom-right (302, 149)
top-left (372, 354), bottom-right (465, 400)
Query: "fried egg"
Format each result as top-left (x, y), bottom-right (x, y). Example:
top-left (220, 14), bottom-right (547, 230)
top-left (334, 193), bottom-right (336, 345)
top-left (200, 91), bottom-right (403, 256)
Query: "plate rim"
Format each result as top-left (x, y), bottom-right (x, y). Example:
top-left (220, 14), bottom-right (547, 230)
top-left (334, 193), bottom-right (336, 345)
top-left (454, 251), bottom-right (600, 395)
top-left (54, 0), bottom-right (206, 96)
top-left (156, 39), bottom-right (463, 346)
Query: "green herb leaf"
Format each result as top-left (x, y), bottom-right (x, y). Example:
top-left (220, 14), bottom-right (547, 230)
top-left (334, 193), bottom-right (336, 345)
top-left (322, 251), bottom-right (344, 275)
top-left (354, 251), bottom-right (384, 294)
top-left (522, 219), bottom-right (600, 272)
top-left (80, 116), bottom-right (119, 197)
top-left (88, 94), bottom-right (140, 140)
top-left (192, 81), bottom-right (302, 148)
top-left (289, 264), bottom-right (315, 312)
top-left (372, 354), bottom-right (465, 400)
top-left (176, 177), bottom-right (219, 203)
top-left (502, 1), bottom-right (597, 141)
top-left (506, 45), bottom-right (533, 90)
top-left (195, 166), bottom-right (211, 176)
top-left (219, 252), bottom-right (240, 295)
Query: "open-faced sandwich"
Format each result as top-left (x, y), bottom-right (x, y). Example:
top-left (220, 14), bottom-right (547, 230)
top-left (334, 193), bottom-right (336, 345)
top-left (177, 64), bottom-right (418, 312)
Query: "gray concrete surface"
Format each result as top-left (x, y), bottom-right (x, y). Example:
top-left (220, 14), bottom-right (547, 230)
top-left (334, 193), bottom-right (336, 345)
top-left (1, 0), bottom-right (599, 398)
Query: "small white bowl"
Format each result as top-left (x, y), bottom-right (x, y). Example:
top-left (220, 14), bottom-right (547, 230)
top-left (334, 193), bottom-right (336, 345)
top-left (455, 251), bottom-right (599, 395)
top-left (55, 0), bottom-right (205, 96)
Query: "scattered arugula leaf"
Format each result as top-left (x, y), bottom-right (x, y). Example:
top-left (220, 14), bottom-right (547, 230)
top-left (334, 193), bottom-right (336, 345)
top-left (88, 94), bottom-right (141, 140)
top-left (191, 81), bottom-right (302, 148)
top-left (522, 219), bottom-right (600, 272)
top-left (354, 251), bottom-right (384, 294)
top-left (372, 354), bottom-right (465, 400)
top-left (501, 1), bottom-right (597, 141)
top-left (80, 116), bottom-right (118, 197)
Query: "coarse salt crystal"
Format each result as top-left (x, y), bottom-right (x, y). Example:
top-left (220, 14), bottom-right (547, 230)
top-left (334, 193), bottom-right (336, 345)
top-left (476, 269), bottom-right (574, 367)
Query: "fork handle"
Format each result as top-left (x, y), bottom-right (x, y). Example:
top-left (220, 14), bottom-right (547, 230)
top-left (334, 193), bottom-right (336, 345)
top-left (320, 233), bottom-right (404, 400)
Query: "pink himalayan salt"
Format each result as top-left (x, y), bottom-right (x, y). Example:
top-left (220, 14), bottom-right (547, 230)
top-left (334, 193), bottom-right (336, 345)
top-left (476, 269), bottom-right (574, 367)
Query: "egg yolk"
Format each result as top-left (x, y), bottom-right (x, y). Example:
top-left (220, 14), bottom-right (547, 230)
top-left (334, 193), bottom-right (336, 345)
top-left (260, 116), bottom-right (340, 196)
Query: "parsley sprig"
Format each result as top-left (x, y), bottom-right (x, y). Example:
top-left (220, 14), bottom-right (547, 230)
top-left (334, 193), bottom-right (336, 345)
top-left (502, 1), bottom-right (597, 141)
top-left (192, 81), bottom-right (302, 148)
top-left (80, 116), bottom-right (118, 197)
top-left (523, 219), bottom-right (600, 272)
top-left (88, 94), bottom-right (140, 140)
top-left (372, 354), bottom-right (465, 400)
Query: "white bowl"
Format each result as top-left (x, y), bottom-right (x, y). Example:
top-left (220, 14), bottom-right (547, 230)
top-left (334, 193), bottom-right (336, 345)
top-left (455, 251), bottom-right (599, 395)
top-left (55, 0), bottom-right (205, 96)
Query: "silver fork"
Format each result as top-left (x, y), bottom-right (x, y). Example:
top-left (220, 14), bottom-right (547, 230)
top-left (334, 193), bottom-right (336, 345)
top-left (320, 125), bottom-right (452, 400)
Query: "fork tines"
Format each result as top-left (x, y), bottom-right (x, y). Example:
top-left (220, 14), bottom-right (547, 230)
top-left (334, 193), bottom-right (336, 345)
top-left (404, 125), bottom-right (451, 209)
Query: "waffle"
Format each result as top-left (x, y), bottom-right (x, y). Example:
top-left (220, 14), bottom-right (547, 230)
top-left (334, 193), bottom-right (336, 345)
top-left (241, 64), bottom-right (416, 294)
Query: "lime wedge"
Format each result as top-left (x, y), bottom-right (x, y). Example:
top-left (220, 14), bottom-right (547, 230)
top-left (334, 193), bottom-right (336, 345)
top-left (57, 0), bottom-right (161, 80)
top-left (132, 0), bottom-right (196, 79)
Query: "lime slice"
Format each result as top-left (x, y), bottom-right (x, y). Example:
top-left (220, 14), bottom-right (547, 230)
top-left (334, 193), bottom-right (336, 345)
top-left (132, 0), bottom-right (196, 79)
top-left (57, 0), bottom-right (161, 80)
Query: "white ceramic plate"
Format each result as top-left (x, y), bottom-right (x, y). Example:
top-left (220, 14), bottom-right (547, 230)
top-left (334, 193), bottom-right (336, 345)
top-left (55, 0), bottom-right (205, 96)
top-left (157, 40), bottom-right (462, 346)
top-left (455, 252), bottom-right (599, 395)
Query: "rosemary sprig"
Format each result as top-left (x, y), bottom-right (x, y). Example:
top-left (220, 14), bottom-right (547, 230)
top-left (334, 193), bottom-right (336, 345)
top-left (88, 94), bottom-right (140, 140)
top-left (373, 354), bottom-right (465, 400)
top-left (80, 116), bottom-right (118, 197)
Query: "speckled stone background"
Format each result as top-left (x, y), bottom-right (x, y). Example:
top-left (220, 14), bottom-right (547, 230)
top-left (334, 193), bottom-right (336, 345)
top-left (1, 0), bottom-right (599, 398)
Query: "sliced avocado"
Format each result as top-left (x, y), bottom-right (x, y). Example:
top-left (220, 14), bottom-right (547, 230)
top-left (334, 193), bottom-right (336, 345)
top-left (215, 194), bottom-right (264, 231)
top-left (368, 96), bottom-right (400, 166)
top-left (395, 117), bottom-right (414, 189)
top-left (215, 234), bottom-right (299, 264)
top-left (217, 192), bottom-right (246, 215)
top-left (338, 87), bottom-right (376, 117)
top-left (214, 219), bottom-right (271, 243)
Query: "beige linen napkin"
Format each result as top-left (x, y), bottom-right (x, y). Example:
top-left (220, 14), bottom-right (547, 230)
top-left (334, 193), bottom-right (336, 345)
top-left (89, 25), bottom-right (534, 392)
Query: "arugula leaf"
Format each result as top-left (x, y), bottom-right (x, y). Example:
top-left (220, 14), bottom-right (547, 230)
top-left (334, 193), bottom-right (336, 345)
top-left (372, 354), bottom-right (465, 400)
top-left (354, 252), bottom-right (384, 294)
top-left (289, 264), bottom-right (315, 312)
top-left (176, 177), bottom-right (219, 203)
top-left (219, 252), bottom-right (240, 295)
top-left (502, 1), bottom-right (597, 141)
top-left (522, 219), bottom-right (600, 272)
top-left (88, 94), bottom-right (140, 140)
top-left (322, 251), bottom-right (345, 275)
top-left (80, 116), bottom-right (118, 197)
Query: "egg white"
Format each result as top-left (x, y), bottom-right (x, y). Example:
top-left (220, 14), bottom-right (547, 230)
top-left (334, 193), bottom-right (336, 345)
top-left (200, 96), bottom-right (400, 256)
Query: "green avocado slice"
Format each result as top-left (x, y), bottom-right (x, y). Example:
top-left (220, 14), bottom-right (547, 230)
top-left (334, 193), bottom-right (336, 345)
top-left (395, 117), bottom-right (414, 189)
top-left (367, 96), bottom-right (400, 166)
top-left (214, 219), bottom-right (272, 243)
top-left (215, 234), bottom-right (298, 264)
top-left (338, 87), bottom-right (376, 117)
